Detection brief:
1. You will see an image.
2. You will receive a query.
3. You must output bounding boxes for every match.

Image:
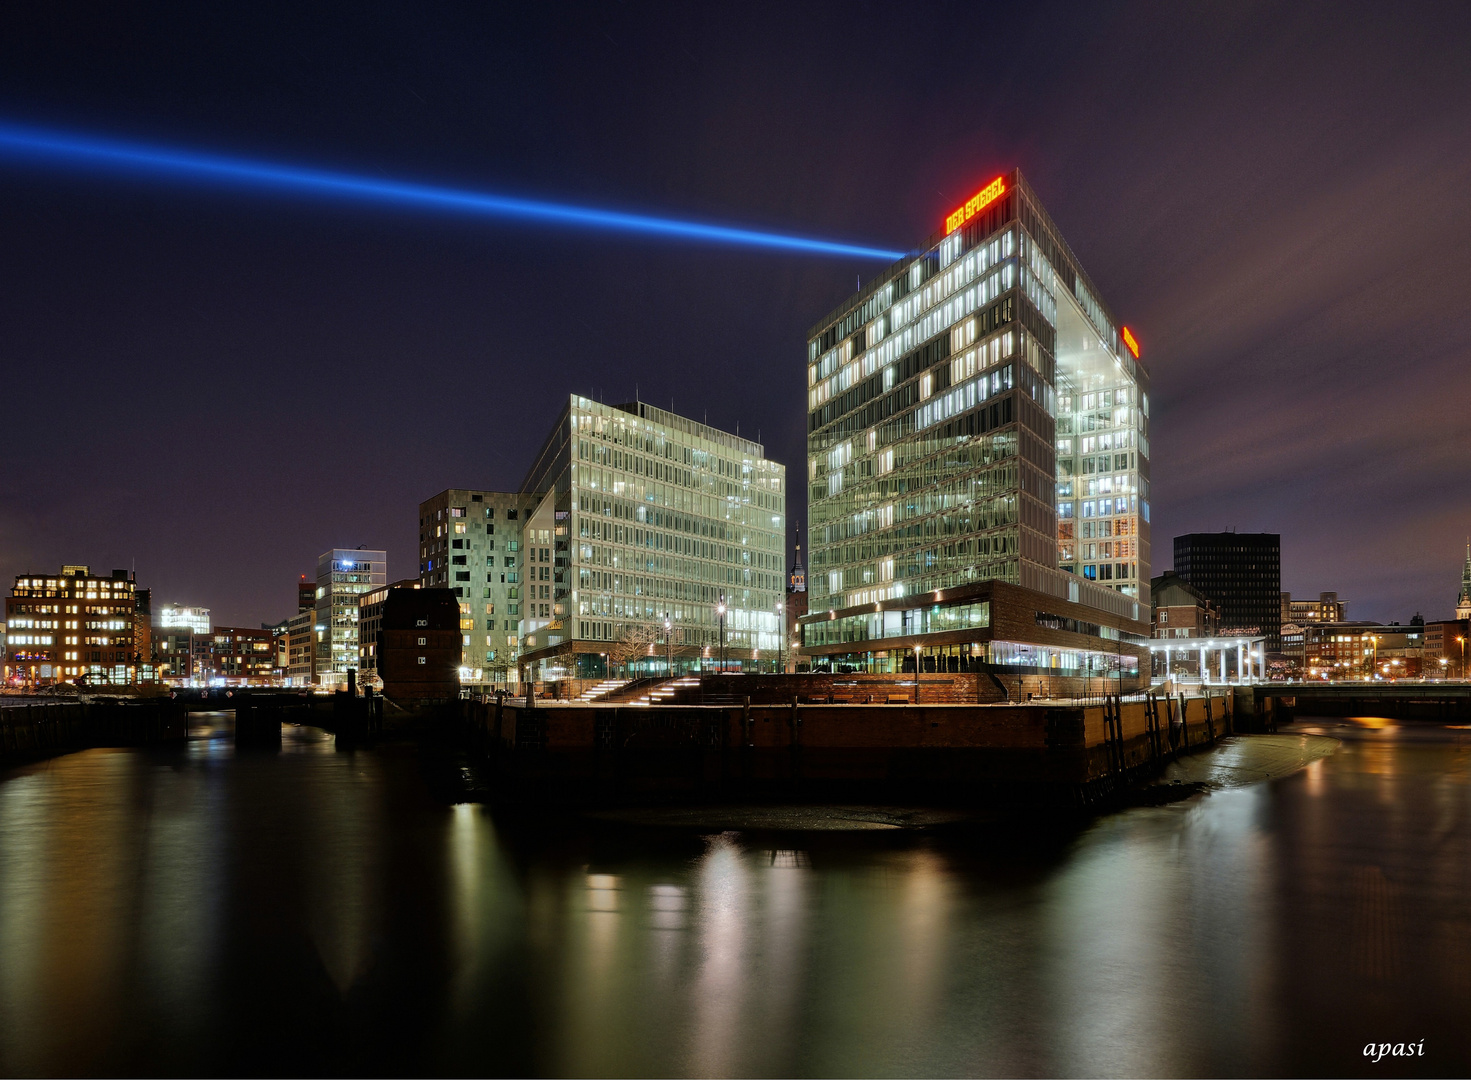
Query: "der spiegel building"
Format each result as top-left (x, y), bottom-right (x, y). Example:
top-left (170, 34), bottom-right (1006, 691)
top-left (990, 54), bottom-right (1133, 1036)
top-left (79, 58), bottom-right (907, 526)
top-left (801, 170), bottom-right (1151, 684)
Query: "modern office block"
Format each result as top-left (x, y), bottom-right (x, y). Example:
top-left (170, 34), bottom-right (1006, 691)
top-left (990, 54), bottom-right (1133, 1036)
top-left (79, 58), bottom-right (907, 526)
top-left (799, 169), bottom-right (1150, 681)
top-left (1173, 532), bottom-right (1281, 651)
top-left (516, 396), bottom-right (787, 681)
top-left (285, 609), bottom-right (316, 686)
top-left (314, 547), bottom-right (386, 688)
top-left (155, 603), bottom-right (211, 636)
top-left (418, 489), bottom-right (530, 686)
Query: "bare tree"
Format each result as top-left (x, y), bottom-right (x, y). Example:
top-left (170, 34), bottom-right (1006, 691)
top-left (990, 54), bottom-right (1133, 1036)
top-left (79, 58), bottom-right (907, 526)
top-left (605, 620), bottom-right (665, 678)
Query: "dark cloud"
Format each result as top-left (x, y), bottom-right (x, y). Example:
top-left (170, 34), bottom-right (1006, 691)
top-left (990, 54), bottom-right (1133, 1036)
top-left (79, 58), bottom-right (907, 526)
top-left (0, 1), bottom-right (1467, 625)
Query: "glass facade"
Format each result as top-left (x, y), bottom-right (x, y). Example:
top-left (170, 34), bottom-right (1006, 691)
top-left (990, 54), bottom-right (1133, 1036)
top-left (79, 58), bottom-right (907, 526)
top-left (315, 548), bottom-right (386, 687)
top-left (155, 604), bottom-right (211, 636)
top-left (804, 170), bottom-right (1149, 656)
top-left (518, 396), bottom-right (786, 676)
top-left (803, 600), bottom-right (990, 648)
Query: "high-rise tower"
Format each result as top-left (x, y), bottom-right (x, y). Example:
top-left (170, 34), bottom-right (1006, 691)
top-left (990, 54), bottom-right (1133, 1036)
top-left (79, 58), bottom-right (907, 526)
top-left (799, 169), bottom-right (1150, 682)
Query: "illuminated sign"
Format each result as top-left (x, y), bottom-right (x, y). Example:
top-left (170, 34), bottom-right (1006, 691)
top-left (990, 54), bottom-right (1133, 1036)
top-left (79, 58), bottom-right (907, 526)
top-left (944, 176), bottom-right (1007, 234)
top-left (1121, 326), bottom-right (1140, 358)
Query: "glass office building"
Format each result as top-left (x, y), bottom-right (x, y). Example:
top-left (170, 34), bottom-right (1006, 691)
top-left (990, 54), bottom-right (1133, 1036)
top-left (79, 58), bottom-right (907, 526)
top-left (517, 395), bottom-right (787, 680)
top-left (314, 547), bottom-right (386, 688)
top-left (801, 169), bottom-right (1151, 681)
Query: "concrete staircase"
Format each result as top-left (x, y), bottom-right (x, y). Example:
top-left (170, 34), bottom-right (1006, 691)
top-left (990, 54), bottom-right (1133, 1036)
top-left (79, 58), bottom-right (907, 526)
top-left (574, 679), bottom-right (629, 703)
top-left (627, 675), bottom-right (702, 705)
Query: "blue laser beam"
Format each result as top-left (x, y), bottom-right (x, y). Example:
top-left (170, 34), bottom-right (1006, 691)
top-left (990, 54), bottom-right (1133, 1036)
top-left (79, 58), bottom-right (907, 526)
top-left (0, 121), bottom-right (905, 260)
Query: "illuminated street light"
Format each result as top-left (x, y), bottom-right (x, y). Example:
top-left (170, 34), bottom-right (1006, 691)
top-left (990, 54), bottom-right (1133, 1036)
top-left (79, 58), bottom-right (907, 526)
top-left (716, 594), bottom-right (727, 674)
top-left (775, 600), bottom-right (784, 675)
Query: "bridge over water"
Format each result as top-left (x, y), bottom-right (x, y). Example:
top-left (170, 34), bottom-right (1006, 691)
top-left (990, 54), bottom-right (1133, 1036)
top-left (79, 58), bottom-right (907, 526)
top-left (1243, 681), bottom-right (1471, 722)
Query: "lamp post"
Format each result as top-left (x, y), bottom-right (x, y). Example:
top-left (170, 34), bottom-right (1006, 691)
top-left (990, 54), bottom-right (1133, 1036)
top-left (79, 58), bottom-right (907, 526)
top-left (1460, 636), bottom-right (1466, 681)
top-left (776, 600), bottom-right (784, 675)
top-left (717, 594), bottom-right (727, 674)
top-left (1371, 635), bottom-right (1378, 680)
top-left (914, 644), bottom-right (923, 703)
top-left (664, 615), bottom-right (672, 678)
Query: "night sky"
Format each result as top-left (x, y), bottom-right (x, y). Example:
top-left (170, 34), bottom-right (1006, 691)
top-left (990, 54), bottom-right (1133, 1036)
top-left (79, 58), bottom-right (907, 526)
top-left (1, 2), bottom-right (1468, 628)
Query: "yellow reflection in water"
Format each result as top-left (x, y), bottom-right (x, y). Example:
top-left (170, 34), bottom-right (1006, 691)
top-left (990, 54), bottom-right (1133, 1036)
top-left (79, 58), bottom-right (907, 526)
top-left (1347, 715), bottom-right (1397, 730)
top-left (686, 834), bottom-right (751, 1077)
top-left (301, 751), bottom-right (383, 995)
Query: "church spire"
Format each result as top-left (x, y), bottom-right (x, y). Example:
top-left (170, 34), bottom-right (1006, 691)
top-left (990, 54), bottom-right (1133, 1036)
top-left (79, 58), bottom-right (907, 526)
top-left (788, 527), bottom-right (807, 593)
top-left (1458, 538), bottom-right (1471, 621)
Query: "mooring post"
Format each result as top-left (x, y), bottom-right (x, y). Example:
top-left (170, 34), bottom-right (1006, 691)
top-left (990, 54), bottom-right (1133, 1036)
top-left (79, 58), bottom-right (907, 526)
top-left (790, 694), bottom-right (801, 784)
top-left (739, 695), bottom-right (751, 785)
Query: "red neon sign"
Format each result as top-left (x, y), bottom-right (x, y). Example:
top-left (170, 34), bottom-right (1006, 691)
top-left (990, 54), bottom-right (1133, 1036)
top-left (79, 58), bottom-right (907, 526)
top-left (944, 176), bottom-right (1006, 234)
top-left (1121, 326), bottom-right (1140, 358)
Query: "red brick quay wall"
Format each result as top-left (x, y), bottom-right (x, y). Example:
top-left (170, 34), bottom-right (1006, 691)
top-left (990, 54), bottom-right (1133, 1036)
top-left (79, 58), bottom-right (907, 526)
top-left (462, 690), bottom-right (1234, 805)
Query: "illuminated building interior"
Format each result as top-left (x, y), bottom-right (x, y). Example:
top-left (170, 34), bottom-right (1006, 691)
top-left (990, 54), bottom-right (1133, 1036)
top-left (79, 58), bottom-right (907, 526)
top-left (4, 565), bottom-right (142, 685)
top-left (517, 395), bottom-right (786, 681)
top-left (315, 548), bottom-right (386, 688)
top-left (801, 169), bottom-right (1150, 679)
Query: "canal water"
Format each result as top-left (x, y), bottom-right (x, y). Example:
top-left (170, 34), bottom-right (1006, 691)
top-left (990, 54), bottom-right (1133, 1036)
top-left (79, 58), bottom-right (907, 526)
top-left (1, 714), bottom-right (1468, 1077)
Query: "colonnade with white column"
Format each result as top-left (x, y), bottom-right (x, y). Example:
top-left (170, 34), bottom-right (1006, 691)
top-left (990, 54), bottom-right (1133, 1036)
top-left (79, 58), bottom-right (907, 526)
top-left (1149, 636), bottom-right (1267, 684)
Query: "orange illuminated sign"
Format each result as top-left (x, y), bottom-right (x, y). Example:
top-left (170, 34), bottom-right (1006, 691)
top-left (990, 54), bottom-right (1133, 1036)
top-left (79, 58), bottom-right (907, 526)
top-left (1121, 326), bottom-right (1140, 358)
top-left (944, 176), bottom-right (1007, 234)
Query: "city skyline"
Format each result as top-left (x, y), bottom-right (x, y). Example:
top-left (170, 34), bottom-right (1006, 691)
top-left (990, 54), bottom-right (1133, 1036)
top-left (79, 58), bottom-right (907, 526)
top-left (1, 4), bottom-right (1469, 627)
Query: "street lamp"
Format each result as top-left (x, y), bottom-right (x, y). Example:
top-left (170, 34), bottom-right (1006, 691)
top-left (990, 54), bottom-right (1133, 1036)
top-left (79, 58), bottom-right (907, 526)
top-left (1459, 636), bottom-right (1466, 681)
top-left (717, 594), bottom-right (727, 674)
top-left (775, 600), bottom-right (784, 675)
top-left (1371, 635), bottom-right (1379, 680)
top-left (914, 644), bottom-right (923, 703)
top-left (664, 614), bottom-right (672, 678)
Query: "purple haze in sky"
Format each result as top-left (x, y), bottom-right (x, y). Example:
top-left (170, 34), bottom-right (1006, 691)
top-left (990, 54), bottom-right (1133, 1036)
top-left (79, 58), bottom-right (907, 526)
top-left (0, 2), bottom-right (1467, 627)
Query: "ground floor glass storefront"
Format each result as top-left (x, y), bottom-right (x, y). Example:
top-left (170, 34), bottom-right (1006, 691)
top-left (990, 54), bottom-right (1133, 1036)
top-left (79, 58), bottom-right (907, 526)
top-left (806, 638), bottom-right (1141, 677)
top-left (523, 648), bottom-right (778, 683)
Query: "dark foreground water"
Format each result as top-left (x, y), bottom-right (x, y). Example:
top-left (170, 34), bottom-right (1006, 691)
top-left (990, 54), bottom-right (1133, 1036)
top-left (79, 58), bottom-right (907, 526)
top-left (1, 715), bottom-right (1469, 1078)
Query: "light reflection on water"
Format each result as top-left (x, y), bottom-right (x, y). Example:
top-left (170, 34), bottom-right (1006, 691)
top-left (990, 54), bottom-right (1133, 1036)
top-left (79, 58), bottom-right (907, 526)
top-left (0, 715), bottom-right (1468, 1076)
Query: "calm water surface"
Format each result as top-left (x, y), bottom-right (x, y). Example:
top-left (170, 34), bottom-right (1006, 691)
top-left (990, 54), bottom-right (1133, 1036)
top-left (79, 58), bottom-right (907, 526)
top-left (1, 714), bottom-right (1469, 1077)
